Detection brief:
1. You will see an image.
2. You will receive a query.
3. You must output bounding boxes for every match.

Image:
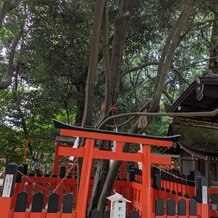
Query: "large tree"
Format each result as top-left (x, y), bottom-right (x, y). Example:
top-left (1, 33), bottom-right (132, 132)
top-left (0, 0), bottom-right (216, 214)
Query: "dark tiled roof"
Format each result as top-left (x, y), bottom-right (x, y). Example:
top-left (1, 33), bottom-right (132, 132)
top-left (168, 75), bottom-right (218, 123)
top-left (54, 120), bottom-right (180, 142)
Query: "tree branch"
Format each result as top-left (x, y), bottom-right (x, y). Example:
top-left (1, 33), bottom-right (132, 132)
top-left (0, 35), bottom-right (20, 89)
top-left (99, 109), bottom-right (218, 128)
top-left (149, 0), bottom-right (200, 112)
top-left (109, 0), bottom-right (130, 104)
top-left (121, 61), bottom-right (159, 77)
top-left (82, 0), bottom-right (107, 126)
top-left (0, 0), bottom-right (21, 29)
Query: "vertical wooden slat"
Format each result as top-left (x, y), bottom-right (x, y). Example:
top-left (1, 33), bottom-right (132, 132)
top-left (189, 198), bottom-right (197, 216)
top-left (15, 191), bottom-right (28, 212)
top-left (22, 163), bottom-right (28, 175)
top-left (196, 176), bottom-right (208, 204)
top-left (167, 198), bottom-right (176, 216)
top-left (31, 192), bottom-right (44, 212)
top-left (178, 198), bottom-right (186, 216)
top-left (153, 174), bottom-right (161, 190)
top-left (155, 198), bottom-right (164, 216)
top-left (90, 209), bottom-right (102, 218)
top-left (129, 210), bottom-right (140, 218)
top-left (62, 193), bottom-right (73, 213)
top-left (2, 163), bottom-right (18, 197)
top-left (16, 165), bottom-right (24, 183)
top-left (47, 193), bottom-right (59, 213)
top-left (59, 166), bottom-right (66, 178)
top-left (42, 178), bottom-right (49, 207)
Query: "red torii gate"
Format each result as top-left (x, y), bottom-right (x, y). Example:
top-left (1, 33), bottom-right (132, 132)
top-left (53, 120), bottom-right (179, 218)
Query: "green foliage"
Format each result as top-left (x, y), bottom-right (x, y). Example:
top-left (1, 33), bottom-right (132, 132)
top-left (0, 27), bottom-right (14, 42)
top-left (0, 125), bottom-right (23, 168)
top-left (144, 117), bottom-right (171, 136)
top-left (0, 0), bottom-right (216, 167)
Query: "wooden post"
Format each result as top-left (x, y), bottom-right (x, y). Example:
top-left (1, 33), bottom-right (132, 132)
top-left (141, 145), bottom-right (151, 217)
top-left (2, 163), bottom-right (18, 197)
top-left (0, 198), bottom-right (12, 218)
top-left (196, 176), bottom-right (209, 218)
top-left (0, 163), bottom-right (18, 218)
top-left (15, 191), bottom-right (28, 212)
top-left (52, 141), bottom-right (60, 175)
top-left (76, 139), bottom-right (94, 218)
top-left (62, 193), bottom-right (73, 213)
top-left (23, 137), bottom-right (29, 163)
top-left (59, 165), bottom-right (66, 178)
top-left (16, 165), bottom-right (24, 183)
top-left (120, 162), bottom-right (126, 180)
top-left (22, 163), bottom-right (28, 175)
top-left (205, 158), bottom-right (210, 186)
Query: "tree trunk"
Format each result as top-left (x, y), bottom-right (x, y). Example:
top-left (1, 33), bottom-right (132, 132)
top-left (110, 0), bottom-right (130, 104)
top-left (13, 60), bottom-right (33, 157)
top-left (89, 1), bottom-right (130, 215)
top-left (97, 0), bottom-right (199, 213)
top-left (97, 119), bottom-right (140, 213)
top-left (149, 0), bottom-right (199, 112)
top-left (209, 2), bottom-right (218, 74)
top-left (82, 0), bottom-right (107, 126)
top-left (88, 157), bottom-right (110, 216)
top-left (0, 36), bottom-right (20, 89)
top-left (0, 1), bottom-right (24, 89)
top-left (103, 8), bottom-right (112, 114)
top-left (80, 1), bottom-right (107, 214)
top-left (87, 10), bottom-right (111, 215)
top-left (75, 81), bottom-right (86, 125)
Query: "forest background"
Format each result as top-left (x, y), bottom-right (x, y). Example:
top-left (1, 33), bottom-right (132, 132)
top-left (0, 0), bottom-right (218, 214)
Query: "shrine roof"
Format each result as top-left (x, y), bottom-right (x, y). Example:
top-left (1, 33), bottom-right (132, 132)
top-left (168, 74), bottom-right (218, 123)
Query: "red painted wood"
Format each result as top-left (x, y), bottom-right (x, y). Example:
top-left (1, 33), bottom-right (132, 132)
top-left (198, 204), bottom-right (209, 218)
top-left (154, 216), bottom-right (167, 218)
top-left (58, 147), bottom-right (85, 158)
top-left (53, 142), bottom-right (61, 175)
top-left (0, 198), bottom-right (12, 218)
top-left (13, 212), bottom-right (30, 218)
top-left (76, 139), bottom-right (94, 218)
top-left (151, 155), bottom-right (171, 165)
top-left (178, 216), bottom-right (190, 218)
top-left (93, 149), bottom-right (143, 162)
top-left (30, 212), bottom-right (46, 218)
top-left (0, 127), bottom-right (214, 218)
top-left (61, 213), bottom-right (75, 218)
top-left (46, 213), bottom-right (62, 218)
top-left (210, 210), bottom-right (218, 217)
top-left (209, 187), bottom-right (218, 194)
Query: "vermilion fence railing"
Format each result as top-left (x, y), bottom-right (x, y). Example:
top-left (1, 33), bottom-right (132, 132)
top-left (0, 122), bottom-right (216, 218)
top-left (130, 166), bottom-right (218, 218)
top-left (0, 164), bottom-right (215, 218)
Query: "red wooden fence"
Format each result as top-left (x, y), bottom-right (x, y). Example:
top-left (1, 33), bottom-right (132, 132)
top-left (0, 121), bottom-right (215, 217)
